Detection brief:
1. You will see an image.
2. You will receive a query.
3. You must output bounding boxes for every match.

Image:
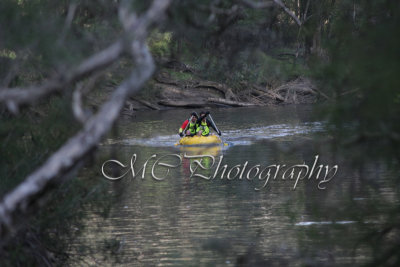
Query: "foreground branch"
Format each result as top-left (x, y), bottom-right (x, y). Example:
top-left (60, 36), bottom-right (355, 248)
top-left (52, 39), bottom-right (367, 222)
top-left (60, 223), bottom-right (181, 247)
top-left (0, 41), bottom-right (124, 113)
top-left (0, 0), bottom-right (172, 112)
top-left (0, 0), bottom-right (171, 248)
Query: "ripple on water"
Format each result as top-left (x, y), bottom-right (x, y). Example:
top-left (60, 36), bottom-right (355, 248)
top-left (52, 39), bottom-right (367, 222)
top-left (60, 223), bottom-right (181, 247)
top-left (101, 121), bottom-right (325, 147)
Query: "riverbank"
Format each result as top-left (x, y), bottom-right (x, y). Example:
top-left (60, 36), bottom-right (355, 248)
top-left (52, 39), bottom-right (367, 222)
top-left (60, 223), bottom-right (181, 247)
top-left (88, 59), bottom-right (326, 115)
top-left (121, 61), bottom-right (325, 114)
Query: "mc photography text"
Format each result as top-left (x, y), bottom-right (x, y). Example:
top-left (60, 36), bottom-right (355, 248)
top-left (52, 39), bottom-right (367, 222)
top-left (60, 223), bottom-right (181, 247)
top-left (101, 153), bottom-right (338, 191)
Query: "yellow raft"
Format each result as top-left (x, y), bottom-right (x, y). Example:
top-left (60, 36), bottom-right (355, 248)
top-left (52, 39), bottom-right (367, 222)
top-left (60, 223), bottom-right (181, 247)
top-left (178, 135), bottom-right (222, 146)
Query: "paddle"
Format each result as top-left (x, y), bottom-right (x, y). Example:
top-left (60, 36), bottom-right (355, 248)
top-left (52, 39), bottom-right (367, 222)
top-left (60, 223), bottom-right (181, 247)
top-left (207, 114), bottom-right (221, 136)
top-left (207, 113), bottom-right (228, 146)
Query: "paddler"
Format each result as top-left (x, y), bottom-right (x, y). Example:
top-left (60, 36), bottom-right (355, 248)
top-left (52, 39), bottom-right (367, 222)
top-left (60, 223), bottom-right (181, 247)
top-left (178, 112), bottom-right (199, 137)
top-left (196, 111), bottom-right (221, 136)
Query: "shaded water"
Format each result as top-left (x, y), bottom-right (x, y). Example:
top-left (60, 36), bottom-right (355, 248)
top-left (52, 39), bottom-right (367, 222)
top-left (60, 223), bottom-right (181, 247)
top-left (71, 106), bottom-right (396, 266)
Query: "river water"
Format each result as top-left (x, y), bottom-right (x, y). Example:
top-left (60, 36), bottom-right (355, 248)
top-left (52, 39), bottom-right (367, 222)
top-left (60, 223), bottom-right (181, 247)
top-left (70, 106), bottom-right (396, 266)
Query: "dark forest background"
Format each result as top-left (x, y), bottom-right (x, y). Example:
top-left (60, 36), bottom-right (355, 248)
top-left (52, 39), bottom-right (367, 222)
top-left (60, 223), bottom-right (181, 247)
top-left (0, 0), bottom-right (399, 265)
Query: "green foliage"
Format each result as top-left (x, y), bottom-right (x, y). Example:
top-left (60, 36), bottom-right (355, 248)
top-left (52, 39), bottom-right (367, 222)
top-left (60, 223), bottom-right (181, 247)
top-left (165, 69), bottom-right (194, 81)
top-left (242, 49), bottom-right (308, 84)
top-left (0, 95), bottom-right (117, 265)
top-left (0, 49), bottom-right (17, 59)
top-left (0, 97), bottom-right (78, 196)
top-left (0, 1), bottom-right (123, 264)
top-left (315, 0), bottom-right (400, 161)
top-left (307, 1), bottom-right (400, 265)
top-left (189, 49), bottom-right (308, 90)
top-left (0, 0), bottom-right (121, 85)
top-left (148, 30), bottom-right (173, 59)
top-left (1, 175), bottom-right (113, 266)
top-left (164, 0), bottom-right (308, 88)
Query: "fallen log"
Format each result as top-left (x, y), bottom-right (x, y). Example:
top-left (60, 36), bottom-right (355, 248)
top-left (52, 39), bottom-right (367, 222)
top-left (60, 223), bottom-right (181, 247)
top-left (251, 88), bottom-right (285, 102)
top-left (275, 85), bottom-right (317, 95)
top-left (158, 100), bottom-right (207, 108)
top-left (207, 97), bottom-right (256, 107)
top-left (158, 97), bottom-right (256, 108)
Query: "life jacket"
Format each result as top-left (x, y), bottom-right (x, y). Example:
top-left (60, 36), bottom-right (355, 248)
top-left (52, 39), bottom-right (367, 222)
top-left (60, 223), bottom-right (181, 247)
top-left (188, 121), bottom-right (197, 134)
top-left (197, 121), bottom-right (210, 136)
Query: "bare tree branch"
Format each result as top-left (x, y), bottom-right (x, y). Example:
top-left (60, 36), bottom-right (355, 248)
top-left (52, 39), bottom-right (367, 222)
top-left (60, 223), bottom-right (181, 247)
top-left (0, 0), bottom-right (173, 115)
top-left (72, 71), bottom-right (105, 124)
top-left (118, 0), bottom-right (139, 32)
top-left (72, 83), bottom-right (88, 124)
top-left (240, 0), bottom-right (302, 26)
top-left (303, 0), bottom-right (310, 22)
top-left (58, 2), bottom-right (78, 43)
top-left (0, 0), bottom-right (171, 248)
top-left (0, 41), bottom-right (124, 113)
top-left (273, 0), bottom-right (301, 26)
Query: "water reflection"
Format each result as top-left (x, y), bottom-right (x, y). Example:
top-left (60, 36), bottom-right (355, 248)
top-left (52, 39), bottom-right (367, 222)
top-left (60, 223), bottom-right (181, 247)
top-left (69, 106), bottom-right (396, 266)
top-left (179, 145), bottom-right (222, 157)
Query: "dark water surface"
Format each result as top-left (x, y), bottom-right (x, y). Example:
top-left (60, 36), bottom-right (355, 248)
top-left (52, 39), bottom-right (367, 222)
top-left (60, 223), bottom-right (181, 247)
top-left (70, 106), bottom-right (395, 266)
